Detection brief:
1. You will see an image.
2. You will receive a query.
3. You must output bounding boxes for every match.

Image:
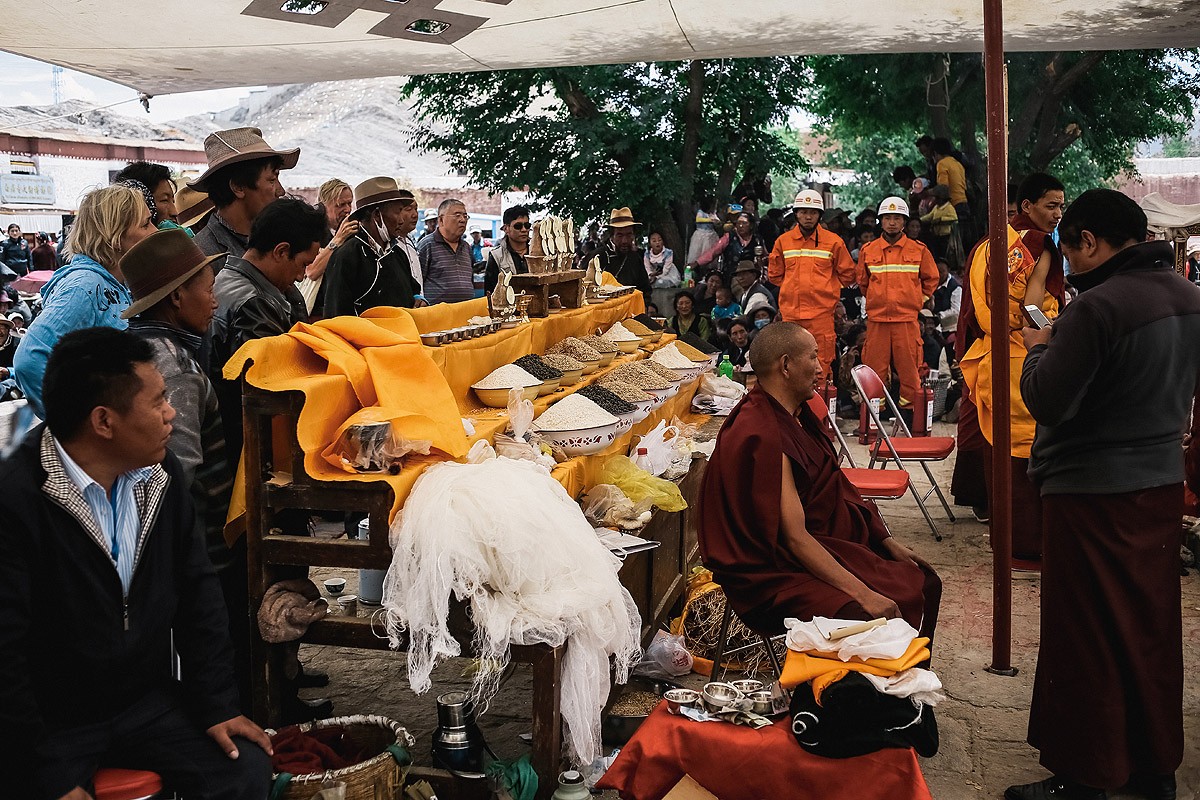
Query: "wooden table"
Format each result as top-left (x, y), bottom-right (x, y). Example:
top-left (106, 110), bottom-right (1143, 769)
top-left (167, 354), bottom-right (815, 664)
top-left (242, 385), bottom-right (706, 799)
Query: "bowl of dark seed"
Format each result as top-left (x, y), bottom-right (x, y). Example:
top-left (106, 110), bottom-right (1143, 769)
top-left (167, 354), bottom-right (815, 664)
top-left (512, 354), bottom-right (564, 397)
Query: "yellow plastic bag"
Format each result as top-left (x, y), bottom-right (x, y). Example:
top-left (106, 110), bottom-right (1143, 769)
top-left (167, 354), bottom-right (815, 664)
top-left (597, 455), bottom-right (687, 512)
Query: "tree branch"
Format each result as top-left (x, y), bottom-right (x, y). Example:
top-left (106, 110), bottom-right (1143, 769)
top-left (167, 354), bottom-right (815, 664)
top-left (1010, 53), bottom-right (1066, 149)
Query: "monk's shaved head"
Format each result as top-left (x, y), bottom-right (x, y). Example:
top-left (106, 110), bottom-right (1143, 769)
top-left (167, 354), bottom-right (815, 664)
top-left (748, 322), bottom-right (815, 376)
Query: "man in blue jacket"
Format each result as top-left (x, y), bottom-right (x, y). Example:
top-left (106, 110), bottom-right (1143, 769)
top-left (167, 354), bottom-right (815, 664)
top-left (0, 327), bottom-right (272, 800)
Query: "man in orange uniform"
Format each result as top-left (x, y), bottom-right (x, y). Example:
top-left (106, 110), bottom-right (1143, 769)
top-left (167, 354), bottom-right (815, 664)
top-left (857, 196), bottom-right (939, 409)
top-left (769, 189), bottom-right (857, 378)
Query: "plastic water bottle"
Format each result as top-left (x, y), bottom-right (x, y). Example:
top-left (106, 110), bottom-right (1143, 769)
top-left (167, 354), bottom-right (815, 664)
top-left (718, 355), bottom-right (734, 379)
top-left (683, 264), bottom-right (694, 288)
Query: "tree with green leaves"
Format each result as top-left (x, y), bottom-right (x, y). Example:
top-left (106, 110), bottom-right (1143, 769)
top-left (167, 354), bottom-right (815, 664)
top-left (806, 50), bottom-right (1200, 204)
top-left (402, 59), bottom-right (808, 253)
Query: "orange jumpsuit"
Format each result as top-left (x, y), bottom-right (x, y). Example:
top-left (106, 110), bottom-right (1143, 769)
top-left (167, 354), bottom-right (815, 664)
top-left (769, 224), bottom-right (856, 377)
top-left (856, 234), bottom-right (939, 406)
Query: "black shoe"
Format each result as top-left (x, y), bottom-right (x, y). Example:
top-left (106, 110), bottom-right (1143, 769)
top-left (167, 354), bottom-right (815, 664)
top-left (971, 505), bottom-right (990, 524)
top-left (281, 695), bottom-right (334, 725)
top-left (1005, 777), bottom-right (1105, 800)
top-left (1129, 773), bottom-right (1176, 800)
top-left (295, 667), bottom-right (330, 689)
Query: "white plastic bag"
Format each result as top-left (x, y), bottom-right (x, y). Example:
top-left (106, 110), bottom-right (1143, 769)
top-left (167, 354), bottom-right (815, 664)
top-left (632, 630), bottom-right (694, 679)
top-left (508, 387), bottom-right (535, 440)
top-left (630, 421), bottom-right (678, 477)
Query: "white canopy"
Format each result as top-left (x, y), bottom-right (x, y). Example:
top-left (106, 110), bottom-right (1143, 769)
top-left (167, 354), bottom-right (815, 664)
top-left (3, 0), bottom-right (1200, 95)
top-left (1141, 192), bottom-right (1200, 235)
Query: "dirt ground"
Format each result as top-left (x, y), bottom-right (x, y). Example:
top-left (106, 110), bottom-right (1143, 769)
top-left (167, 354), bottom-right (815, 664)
top-left (299, 418), bottom-right (1200, 799)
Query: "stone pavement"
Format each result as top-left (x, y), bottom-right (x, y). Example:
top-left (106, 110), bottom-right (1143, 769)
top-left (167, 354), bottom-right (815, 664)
top-left (299, 419), bottom-right (1200, 799)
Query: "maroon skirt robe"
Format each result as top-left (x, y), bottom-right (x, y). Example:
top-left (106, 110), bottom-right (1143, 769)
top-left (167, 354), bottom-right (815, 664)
top-left (698, 386), bottom-right (940, 636)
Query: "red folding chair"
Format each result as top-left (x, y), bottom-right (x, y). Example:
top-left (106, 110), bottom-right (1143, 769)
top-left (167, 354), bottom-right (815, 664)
top-left (805, 396), bottom-right (913, 531)
top-left (850, 364), bottom-right (957, 539)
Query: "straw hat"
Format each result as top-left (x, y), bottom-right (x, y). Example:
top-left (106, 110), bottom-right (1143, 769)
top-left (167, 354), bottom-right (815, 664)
top-left (175, 185), bottom-right (214, 229)
top-left (350, 177), bottom-right (414, 218)
top-left (119, 228), bottom-right (224, 319)
top-left (607, 207), bottom-right (642, 228)
top-left (187, 127), bottom-right (299, 190)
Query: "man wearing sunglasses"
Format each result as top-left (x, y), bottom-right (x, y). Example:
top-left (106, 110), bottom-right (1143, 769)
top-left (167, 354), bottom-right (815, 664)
top-left (484, 205), bottom-right (532, 293)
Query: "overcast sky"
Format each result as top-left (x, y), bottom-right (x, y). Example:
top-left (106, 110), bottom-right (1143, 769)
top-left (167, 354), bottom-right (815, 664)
top-left (0, 52), bottom-right (259, 123)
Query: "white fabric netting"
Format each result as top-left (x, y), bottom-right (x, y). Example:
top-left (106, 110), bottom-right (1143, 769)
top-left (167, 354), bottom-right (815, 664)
top-left (382, 456), bottom-right (642, 765)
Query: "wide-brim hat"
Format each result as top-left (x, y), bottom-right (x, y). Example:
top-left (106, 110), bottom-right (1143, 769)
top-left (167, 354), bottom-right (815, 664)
top-left (175, 185), bottom-right (214, 229)
top-left (607, 207), bottom-right (642, 228)
top-left (119, 228), bottom-right (224, 319)
top-left (350, 176), bottom-right (415, 218)
top-left (187, 127), bottom-right (299, 191)
top-left (0, 316), bottom-right (14, 331)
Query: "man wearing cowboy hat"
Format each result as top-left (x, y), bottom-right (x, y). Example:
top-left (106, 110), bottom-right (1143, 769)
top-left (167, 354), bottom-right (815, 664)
top-left (323, 177), bottom-right (419, 317)
top-left (190, 127), bottom-right (299, 273)
top-left (596, 207), bottom-right (651, 301)
top-left (768, 189), bottom-right (857, 379)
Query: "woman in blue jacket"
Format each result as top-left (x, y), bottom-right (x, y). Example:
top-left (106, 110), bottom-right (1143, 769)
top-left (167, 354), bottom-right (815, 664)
top-left (14, 184), bottom-right (157, 416)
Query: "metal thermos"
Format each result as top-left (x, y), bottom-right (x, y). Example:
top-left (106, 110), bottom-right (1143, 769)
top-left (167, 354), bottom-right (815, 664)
top-left (432, 691), bottom-right (485, 774)
top-left (552, 770), bottom-right (590, 800)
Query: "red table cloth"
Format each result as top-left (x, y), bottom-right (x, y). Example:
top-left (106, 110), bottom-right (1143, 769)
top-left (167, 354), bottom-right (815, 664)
top-left (597, 702), bottom-right (933, 800)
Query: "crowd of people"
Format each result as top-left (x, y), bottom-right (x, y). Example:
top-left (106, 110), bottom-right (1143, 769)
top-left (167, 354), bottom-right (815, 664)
top-left (0, 120), bottom-right (1193, 800)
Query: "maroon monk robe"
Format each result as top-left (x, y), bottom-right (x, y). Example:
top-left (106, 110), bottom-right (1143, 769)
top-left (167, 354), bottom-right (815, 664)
top-left (698, 385), bottom-right (940, 636)
top-left (1030, 484), bottom-right (1184, 788)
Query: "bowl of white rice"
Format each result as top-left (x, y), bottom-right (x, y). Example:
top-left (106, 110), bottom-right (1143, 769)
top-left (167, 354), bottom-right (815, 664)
top-left (472, 364), bottom-right (542, 408)
top-left (533, 394), bottom-right (621, 456)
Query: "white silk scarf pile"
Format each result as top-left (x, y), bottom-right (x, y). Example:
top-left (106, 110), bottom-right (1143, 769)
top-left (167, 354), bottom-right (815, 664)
top-left (382, 456), bottom-right (641, 764)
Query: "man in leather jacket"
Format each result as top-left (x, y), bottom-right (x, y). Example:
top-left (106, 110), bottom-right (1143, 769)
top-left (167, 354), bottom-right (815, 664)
top-left (211, 198), bottom-right (325, 457)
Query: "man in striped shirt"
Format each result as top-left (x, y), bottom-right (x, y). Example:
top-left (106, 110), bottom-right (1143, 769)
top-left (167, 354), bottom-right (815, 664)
top-left (417, 198), bottom-right (476, 304)
top-left (769, 189), bottom-right (857, 379)
top-left (856, 197), bottom-right (940, 409)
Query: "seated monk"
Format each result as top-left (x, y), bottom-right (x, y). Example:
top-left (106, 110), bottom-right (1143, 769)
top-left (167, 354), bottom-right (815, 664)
top-left (698, 321), bottom-right (941, 636)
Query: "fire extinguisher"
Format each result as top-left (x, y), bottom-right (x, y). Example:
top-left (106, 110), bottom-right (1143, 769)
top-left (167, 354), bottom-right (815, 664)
top-left (912, 364), bottom-right (934, 437)
top-left (858, 396), bottom-right (880, 445)
top-left (818, 378), bottom-right (837, 419)
top-left (912, 381), bottom-right (934, 437)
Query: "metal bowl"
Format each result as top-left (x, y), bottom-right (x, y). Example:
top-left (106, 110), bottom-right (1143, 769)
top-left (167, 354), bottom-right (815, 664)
top-left (748, 690), bottom-right (774, 716)
top-left (730, 679), bottom-right (764, 694)
top-left (419, 332), bottom-right (442, 347)
top-left (663, 688), bottom-right (699, 715)
top-left (701, 682), bottom-right (744, 713)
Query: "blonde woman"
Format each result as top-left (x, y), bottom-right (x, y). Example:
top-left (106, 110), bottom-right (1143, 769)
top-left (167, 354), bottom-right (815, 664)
top-left (14, 184), bottom-right (157, 416)
top-left (298, 177), bottom-right (358, 317)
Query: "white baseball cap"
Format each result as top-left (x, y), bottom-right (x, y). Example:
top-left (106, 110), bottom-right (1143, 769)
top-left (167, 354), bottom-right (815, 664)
top-left (792, 189), bottom-right (825, 211)
top-left (877, 196), bottom-right (910, 217)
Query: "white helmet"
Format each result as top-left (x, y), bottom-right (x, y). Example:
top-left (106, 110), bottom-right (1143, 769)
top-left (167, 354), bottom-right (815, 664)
top-left (792, 189), bottom-right (825, 211)
top-left (877, 196), bottom-right (910, 217)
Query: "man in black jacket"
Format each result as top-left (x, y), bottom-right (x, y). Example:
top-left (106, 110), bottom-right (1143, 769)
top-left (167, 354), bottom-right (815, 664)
top-left (0, 327), bottom-right (271, 800)
top-left (1008, 189), bottom-right (1200, 800)
top-left (210, 197), bottom-right (331, 722)
top-left (322, 177), bottom-right (418, 317)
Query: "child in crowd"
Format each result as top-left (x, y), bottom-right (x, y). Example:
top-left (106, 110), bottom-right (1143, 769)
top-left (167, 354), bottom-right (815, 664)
top-left (711, 286), bottom-right (742, 321)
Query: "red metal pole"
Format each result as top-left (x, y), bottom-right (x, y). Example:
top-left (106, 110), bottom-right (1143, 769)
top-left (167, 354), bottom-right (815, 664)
top-left (983, 0), bottom-right (1016, 675)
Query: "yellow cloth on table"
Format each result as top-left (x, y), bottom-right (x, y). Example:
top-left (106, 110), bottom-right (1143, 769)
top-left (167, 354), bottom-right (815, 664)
top-left (222, 313), bottom-right (469, 543)
top-left (223, 293), bottom-right (693, 541)
top-left (601, 271), bottom-right (621, 286)
top-left (779, 637), bottom-right (931, 703)
top-left (959, 225), bottom-right (1059, 458)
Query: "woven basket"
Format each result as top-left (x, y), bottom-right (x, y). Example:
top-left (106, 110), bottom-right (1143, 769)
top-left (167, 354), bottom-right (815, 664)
top-left (267, 714), bottom-right (415, 800)
top-left (929, 375), bottom-right (952, 418)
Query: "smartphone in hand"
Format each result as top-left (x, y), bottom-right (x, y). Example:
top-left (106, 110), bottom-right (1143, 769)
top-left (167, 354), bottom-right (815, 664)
top-left (1023, 304), bottom-right (1052, 330)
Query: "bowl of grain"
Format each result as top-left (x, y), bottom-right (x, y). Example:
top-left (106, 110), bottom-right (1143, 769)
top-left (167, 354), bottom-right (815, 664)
top-left (536, 377), bottom-right (561, 396)
top-left (533, 394), bottom-right (621, 456)
top-left (472, 364), bottom-right (542, 408)
top-left (542, 354), bottom-right (585, 386)
top-left (602, 678), bottom-right (681, 745)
